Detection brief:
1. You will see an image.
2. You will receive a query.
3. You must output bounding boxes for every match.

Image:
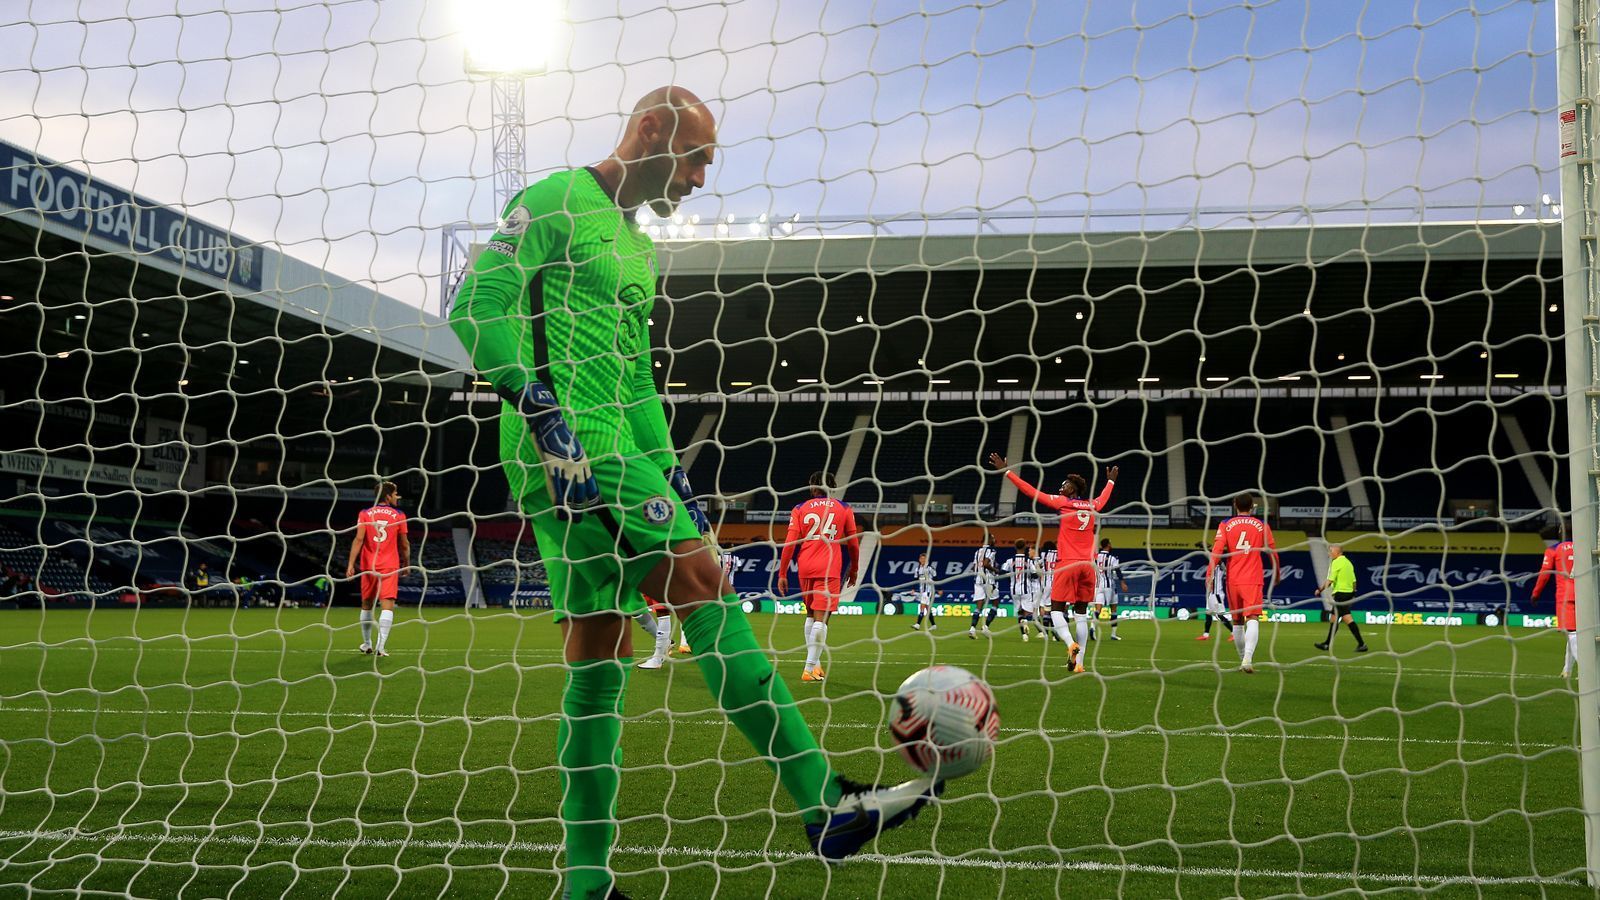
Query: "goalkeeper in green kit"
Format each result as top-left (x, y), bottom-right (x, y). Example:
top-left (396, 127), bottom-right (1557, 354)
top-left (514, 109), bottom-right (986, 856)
top-left (449, 86), bottom-right (939, 900)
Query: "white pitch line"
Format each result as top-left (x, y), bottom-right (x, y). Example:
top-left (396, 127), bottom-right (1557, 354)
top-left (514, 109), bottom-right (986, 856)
top-left (0, 705), bottom-right (1565, 750)
top-left (0, 827), bottom-right (1582, 888)
top-left (0, 643), bottom-right (1567, 682)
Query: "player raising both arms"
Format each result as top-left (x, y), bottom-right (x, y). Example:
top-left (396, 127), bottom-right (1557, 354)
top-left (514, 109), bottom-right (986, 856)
top-left (988, 453), bottom-right (1117, 672)
top-left (450, 87), bottom-right (936, 898)
top-left (777, 472), bottom-right (861, 683)
top-left (344, 481), bottom-right (409, 658)
top-left (912, 552), bottom-right (939, 631)
top-left (1531, 524), bottom-right (1578, 677)
top-left (1206, 493), bottom-right (1280, 674)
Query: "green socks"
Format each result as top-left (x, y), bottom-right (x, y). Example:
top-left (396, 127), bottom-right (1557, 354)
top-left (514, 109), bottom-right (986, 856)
top-left (683, 595), bottom-right (842, 825)
top-left (559, 657), bottom-right (631, 900)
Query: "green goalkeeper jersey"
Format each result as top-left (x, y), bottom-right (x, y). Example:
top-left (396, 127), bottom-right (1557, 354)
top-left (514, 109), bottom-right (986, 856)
top-left (449, 168), bottom-right (674, 464)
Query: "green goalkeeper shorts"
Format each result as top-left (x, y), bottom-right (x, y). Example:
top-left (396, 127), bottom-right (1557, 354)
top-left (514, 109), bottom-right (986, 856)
top-left (500, 414), bottom-right (704, 621)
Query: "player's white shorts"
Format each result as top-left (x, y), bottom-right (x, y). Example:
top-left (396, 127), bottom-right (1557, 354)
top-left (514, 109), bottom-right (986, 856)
top-left (915, 591), bottom-right (933, 609)
top-left (973, 578), bottom-right (999, 603)
top-left (1014, 591), bottom-right (1037, 614)
top-left (1095, 587), bottom-right (1118, 607)
top-left (1205, 591), bottom-right (1226, 614)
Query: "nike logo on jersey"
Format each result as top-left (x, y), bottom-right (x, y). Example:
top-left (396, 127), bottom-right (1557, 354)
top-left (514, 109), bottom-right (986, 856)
top-left (758, 671), bottom-right (774, 686)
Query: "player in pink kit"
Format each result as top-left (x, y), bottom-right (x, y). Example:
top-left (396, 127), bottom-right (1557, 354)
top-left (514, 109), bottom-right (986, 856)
top-left (344, 481), bottom-right (411, 659)
top-left (1206, 492), bottom-right (1280, 674)
top-left (1531, 524), bottom-right (1578, 677)
top-left (988, 453), bottom-right (1116, 672)
top-left (777, 472), bottom-right (861, 683)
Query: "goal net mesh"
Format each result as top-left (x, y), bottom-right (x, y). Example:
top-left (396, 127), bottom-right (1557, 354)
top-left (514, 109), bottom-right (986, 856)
top-left (0, 0), bottom-right (1586, 896)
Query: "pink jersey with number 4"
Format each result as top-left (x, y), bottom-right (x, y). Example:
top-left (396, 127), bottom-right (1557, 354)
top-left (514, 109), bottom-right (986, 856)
top-left (1208, 516), bottom-right (1277, 587)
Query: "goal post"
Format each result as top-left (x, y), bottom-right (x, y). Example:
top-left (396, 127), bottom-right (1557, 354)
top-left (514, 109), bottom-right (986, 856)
top-left (1557, 0), bottom-right (1600, 885)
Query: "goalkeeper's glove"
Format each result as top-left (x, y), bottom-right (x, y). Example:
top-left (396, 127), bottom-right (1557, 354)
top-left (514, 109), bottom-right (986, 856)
top-left (500, 382), bottom-right (600, 522)
top-left (666, 465), bottom-right (712, 535)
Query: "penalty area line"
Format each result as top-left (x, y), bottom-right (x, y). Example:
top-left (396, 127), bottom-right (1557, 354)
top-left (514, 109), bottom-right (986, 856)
top-left (0, 827), bottom-right (1582, 887)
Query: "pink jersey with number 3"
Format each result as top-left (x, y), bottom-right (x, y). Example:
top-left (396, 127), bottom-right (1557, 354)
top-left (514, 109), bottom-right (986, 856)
top-left (358, 504), bottom-right (407, 574)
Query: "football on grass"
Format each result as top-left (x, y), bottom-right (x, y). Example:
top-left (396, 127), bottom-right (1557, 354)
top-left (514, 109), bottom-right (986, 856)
top-left (889, 665), bottom-right (999, 780)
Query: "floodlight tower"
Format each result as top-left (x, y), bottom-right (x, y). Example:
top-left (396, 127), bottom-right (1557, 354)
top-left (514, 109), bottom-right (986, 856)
top-left (441, 0), bottom-right (557, 314)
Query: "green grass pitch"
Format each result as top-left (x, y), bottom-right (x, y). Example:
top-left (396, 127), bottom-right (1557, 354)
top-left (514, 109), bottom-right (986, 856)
top-left (0, 608), bottom-right (1589, 898)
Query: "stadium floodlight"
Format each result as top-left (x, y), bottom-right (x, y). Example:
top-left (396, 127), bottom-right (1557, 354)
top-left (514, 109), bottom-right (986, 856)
top-left (1422, 374), bottom-right (1445, 380)
top-left (1543, 193), bottom-right (1553, 206)
top-left (797, 378), bottom-right (818, 384)
top-left (459, 0), bottom-right (558, 76)
top-left (1495, 372), bottom-right (1520, 379)
top-left (1349, 374), bottom-right (1372, 381)
top-left (1279, 375), bottom-right (1302, 381)
top-left (1552, 304), bottom-right (1561, 312)
top-left (729, 381), bottom-right (753, 387)
top-left (1514, 204), bottom-right (1527, 216)
top-left (666, 381), bottom-right (687, 388)
top-left (1206, 376), bottom-right (1228, 382)
top-left (780, 359), bottom-right (789, 367)
top-left (1137, 377), bottom-right (1160, 383)
top-left (997, 378), bottom-right (1020, 384)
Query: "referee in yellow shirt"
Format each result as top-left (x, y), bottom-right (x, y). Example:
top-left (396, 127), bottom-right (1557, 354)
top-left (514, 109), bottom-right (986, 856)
top-left (1314, 545), bottom-right (1368, 652)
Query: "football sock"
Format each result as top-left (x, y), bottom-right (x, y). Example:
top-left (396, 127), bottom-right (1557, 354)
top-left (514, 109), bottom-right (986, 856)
top-left (359, 608), bottom-right (373, 645)
top-left (1567, 632), bottom-right (1579, 671)
top-left (1221, 613), bottom-right (1235, 633)
top-left (804, 618), bottom-right (819, 668)
top-left (1347, 619), bottom-right (1364, 646)
top-left (985, 606), bottom-right (998, 627)
top-left (1075, 613), bottom-right (1089, 648)
top-left (1235, 622), bottom-right (1249, 659)
top-left (683, 596), bottom-right (840, 825)
top-left (653, 615), bottom-right (673, 660)
top-left (1323, 616), bottom-right (1339, 646)
top-left (812, 621), bottom-right (828, 668)
top-left (376, 609), bottom-right (393, 653)
top-left (559, 657), bottom-right (630, 900)
top-left (635, 607), bottom-right (657, 635)
top-left (970, 606), bottom-right (982, 629)
top-left (915, 610), bottom-right (924, 625)
top-left (1050, 609), bottom-right (1072, 645)
top-left (1202, 613), bottom-right (1212, 635)
top-left (1110, 618), bottom-right (1119, 633)
top-left (1244, 618), bottom-right (1260, 659)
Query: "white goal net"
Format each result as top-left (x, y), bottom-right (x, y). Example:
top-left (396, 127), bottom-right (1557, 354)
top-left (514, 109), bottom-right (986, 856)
top-left (0, 0), bottom-right (1592, 896)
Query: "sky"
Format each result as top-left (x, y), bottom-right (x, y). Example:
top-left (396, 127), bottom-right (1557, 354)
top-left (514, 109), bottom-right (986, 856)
top-left (0, 0), bottom-right (1562, 309)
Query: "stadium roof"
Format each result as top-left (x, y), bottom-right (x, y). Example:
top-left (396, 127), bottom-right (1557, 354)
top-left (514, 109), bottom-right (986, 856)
top-left (0, 138), bottom-right (469, 441)
top-left (649, 221), bottom-right (1563, 396)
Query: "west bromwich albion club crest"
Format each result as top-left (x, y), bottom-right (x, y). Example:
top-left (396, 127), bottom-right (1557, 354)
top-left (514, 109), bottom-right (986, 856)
top-left (643, 496), bottom-right (675, 524)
